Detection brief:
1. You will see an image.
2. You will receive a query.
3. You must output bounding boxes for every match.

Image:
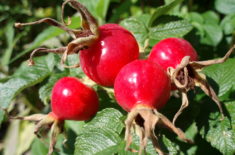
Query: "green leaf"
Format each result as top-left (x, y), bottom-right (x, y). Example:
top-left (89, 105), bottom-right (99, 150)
top-left (0, 109), bottom-right (4, 127)
top-left (215, 0), bottom-right (235, 14)
top-left (148, 0), bottom-right (183, 26)
top-left (221, 14), bottom-right (235, 35)
top-left (67, 54), bottom-right (84, 77)
top-left (198, 100), bottom-right (235, 154)
top-left (74, 108), bottom-right (197, 155)
top-left (16, 122), bottom-right (35, 155)
top-left (203, 58), bottom-right (235, 96)
top-left (120, 15), bottom-right (150, 46)
top-left (10, 16), bottom-right (81, 64)
top-left (31, 138), bottom-right (49, 155)
top-left (109, 0), bottom-right (132, 23)
top-left (39, 72), bottom-right (68, 105)
top-left (96, 0), bottom-right (110, 21)
top-left (188, 12), bottom-right (204, 24)
top-left (77, 0), bottom-right (96, 15)
top-left (75, 128), bottom-right (122, 155)
top-left (5, 21), bottom-right (14, 48)
top-left (0, 54), bottom-right (55, 109)
top-left (121, 16), bottom-right (192, 48)
top-left (201, 24), bottom-right (223, 46)
top-left (187, 11), bottom-right (222, 46)
top-left (149, 20), bottom-right (193, 44)
top-left (65, 121), bottom-right (85, 135)
top-left (78, 0), bottom-right (110, 24)
top-left (1, 22), bottom-right (23, 66)
top-left (202, 11), bottom-right (220, 25)
top-left (83, 108), bottom-right (124, 134)
top-left (74, 108), bottom-right (124, 155)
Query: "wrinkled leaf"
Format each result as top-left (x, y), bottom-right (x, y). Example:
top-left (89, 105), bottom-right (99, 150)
top-left (198, 100), bottom-right (235, 154)
top-left (83, 108), bottom-right (124, 134)
top-left (0, 54), bottom-right (55, 109)
top-left (75, 128), bottom-right (121, 155)
top-left (203, 58), bottom-right (235, 96)
top-left (149, 20), bottom-right (192, 44)
top-left (75, 108), bottom-right (124, 155)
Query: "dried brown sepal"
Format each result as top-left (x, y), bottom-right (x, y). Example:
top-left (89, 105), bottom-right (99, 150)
top-left (124, 105), bottom-right (192, 155)
top-left (15, 0), bottom-right (99, 68)
top-left (11, 113), bottom-right (64, 155)
top-left (168, 45), bottom-right (235, 124)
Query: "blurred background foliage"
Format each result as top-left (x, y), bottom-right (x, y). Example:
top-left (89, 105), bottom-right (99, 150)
top-left (0, 0), bottom-right (235, 155)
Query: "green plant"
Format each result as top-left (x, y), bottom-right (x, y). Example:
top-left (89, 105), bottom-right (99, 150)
top-left (0, 0), bottom-right (234, 155)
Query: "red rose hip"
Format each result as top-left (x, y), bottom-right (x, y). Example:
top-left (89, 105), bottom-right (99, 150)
top-left (148, 37), bottom-right (198, 70)
top-left (14, 77), bottom-right (99, 155)
top-left (114, 60), bottom-right (191, 154)
top-left (148, 37), bottom-right (234, 124)
top-left (51, 77), bottom-right (98, 120)
top-left (114, 60), bottom-right (170, 111)
top-left (80, 23), bottom-right (139, 87)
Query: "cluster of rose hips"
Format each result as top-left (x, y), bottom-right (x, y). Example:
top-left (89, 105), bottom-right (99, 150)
top-left (14, 0), bottom-right (234, 155)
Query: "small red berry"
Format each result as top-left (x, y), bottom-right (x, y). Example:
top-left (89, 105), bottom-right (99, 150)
top-left (148, 37), bottom-right (228, 124)
top-left (51, 77), bottom-right (99, 120)
top-left (114, 59), bottom-right (170, 111)
top-left (114, 59), bottom-right (191, 154)
top-left (148, 37), bottom-right (198, 70)
top-left (80, 23), bottom-right (139, 87)
top-left (14, 77), bottom-right (99, 155)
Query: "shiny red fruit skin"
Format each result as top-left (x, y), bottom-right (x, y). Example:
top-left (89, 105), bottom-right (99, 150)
top-left (51, 77), bottom-right (99, 121)
top-left (80, 23), bottom-right (139, 87)
top-left (148, 38), bottom-right (198, 70)
top-left (114, 60), bottom-right (171, 112)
